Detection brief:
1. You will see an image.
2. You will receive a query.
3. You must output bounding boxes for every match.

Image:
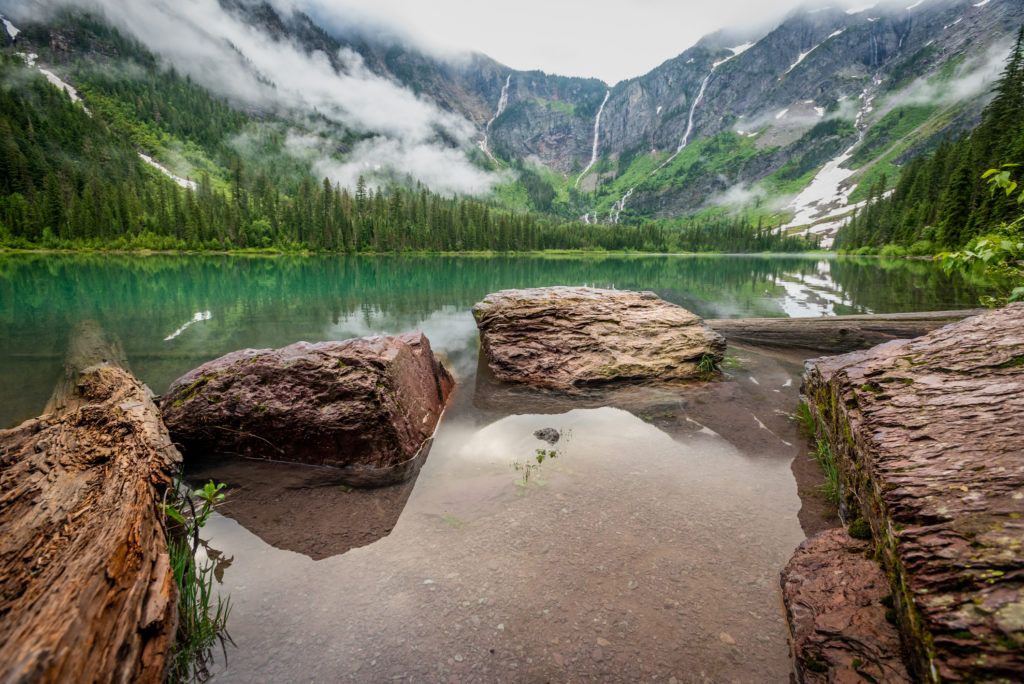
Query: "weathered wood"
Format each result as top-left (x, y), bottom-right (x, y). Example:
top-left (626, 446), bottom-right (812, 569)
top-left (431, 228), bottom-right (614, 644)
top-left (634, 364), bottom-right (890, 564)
top-left (707, 309), bottom-right (986, 354)
top-left (0, 321), bottom-right (180, 683)
top-left (44, 319), bottom-right (130, 415)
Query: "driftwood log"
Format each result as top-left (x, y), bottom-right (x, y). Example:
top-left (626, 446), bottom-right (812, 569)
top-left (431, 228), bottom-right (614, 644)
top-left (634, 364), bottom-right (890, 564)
top-left (0, 321), bottom-right (180, 683)
top-left (706, 309), bottom-right (986, 354)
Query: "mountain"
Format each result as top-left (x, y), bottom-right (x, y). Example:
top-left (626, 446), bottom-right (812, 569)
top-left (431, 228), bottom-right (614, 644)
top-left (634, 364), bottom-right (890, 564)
top-left (1, 0), bottom-right (1023, 249)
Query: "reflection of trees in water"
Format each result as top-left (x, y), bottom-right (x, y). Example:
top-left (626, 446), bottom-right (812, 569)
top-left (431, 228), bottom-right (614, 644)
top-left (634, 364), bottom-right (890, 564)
top-left (0, 254), bottom-right (992, 426)
top-left (0, 254), bottom-right (990, 353)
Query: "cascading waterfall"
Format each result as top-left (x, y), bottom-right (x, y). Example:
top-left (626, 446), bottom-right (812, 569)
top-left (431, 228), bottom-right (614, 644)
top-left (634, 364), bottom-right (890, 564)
top-left (659, 69), bottom-right (713, 169)
top-left (608, 68), bottom-right (714, 224)
top-left (478, 74), bottom-right (512, 164)
top-left (574, 90), bottom-right (611, 188)
top-left (609, 188), bottom-right (634, 224)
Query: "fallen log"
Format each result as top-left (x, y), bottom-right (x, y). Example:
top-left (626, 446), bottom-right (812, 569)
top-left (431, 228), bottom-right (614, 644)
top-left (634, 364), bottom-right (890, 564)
top-left (706, 309), bottom-right (986, 354)
top-left (0, 321), bottom-right (180, 682)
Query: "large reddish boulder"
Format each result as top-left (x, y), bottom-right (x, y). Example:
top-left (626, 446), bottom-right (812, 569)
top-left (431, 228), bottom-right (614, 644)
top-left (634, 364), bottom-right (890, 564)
top-left (802, 303), bottom-right (1024, 681)
top-left (781, 529), bottom-right (910, 683)
top-left (161, 332), bottom-right (453, 485)
top-left (472, 287), bottom-right (726, 389)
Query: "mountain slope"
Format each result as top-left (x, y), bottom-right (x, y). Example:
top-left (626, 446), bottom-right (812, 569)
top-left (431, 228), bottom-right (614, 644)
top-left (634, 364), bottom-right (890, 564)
top-left (2, 0), bottom-right (1023, 246)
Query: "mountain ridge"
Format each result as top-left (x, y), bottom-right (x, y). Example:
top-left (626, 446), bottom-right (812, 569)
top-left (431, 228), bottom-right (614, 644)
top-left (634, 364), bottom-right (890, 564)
top-left (2, 0), bottom-right (1023, 244)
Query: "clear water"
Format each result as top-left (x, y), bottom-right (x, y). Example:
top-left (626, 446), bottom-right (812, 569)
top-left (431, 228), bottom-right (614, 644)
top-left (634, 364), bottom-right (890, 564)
top-left (0, 253), bottom-right (990, 681)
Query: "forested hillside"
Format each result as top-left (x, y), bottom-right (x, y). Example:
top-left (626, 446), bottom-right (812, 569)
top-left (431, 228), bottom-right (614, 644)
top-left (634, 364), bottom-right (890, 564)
top-left (836, 28), bottom-right (1024, 254)
top-left (0, 13), bottom-right (816, 254)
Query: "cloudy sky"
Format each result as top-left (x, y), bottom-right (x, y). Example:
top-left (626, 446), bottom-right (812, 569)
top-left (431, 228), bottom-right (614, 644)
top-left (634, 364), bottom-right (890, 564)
top-left (296, 0), bottom-right (886, 84)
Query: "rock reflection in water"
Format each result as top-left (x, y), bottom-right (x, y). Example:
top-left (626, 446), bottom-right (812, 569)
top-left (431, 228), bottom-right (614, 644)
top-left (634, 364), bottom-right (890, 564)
top-left (202, 349), bottom-right (812, 681)
top-left (186, 458), bottom-right (417, 561)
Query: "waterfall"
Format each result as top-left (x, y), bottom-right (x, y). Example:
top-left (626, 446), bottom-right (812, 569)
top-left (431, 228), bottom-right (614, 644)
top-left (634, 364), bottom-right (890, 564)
top-left (478, 74), bottom-right (512, 164)
top-left (607, 67), bottom-right (715, 224)
top-left (657, 69), bottom-right (713, 171)
top-left (574, 90), bottom-right (611, 188)
top-left (610, 187), bottom-right (634, 224)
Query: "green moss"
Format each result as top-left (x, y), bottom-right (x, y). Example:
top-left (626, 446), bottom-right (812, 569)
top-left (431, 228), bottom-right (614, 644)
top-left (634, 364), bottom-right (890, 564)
top-left (997, 356), bottom-right (1024, 369)
top-left (802, 652), bottom-right (829, 673)
top-left (848, 518), bottom-right (873, 540)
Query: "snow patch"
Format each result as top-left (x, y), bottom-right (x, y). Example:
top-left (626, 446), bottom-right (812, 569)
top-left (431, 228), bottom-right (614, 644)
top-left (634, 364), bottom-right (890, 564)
top-left (164, 311), bottom-right (212, 341)
top-left (775, 107), bottom-right (789, 120)
top-left (845, 3), bottom-right (877, 14)
top-left (973, 0), bottom-right (990, 6)
top-left (906, 0), bottom-right (927, 9)
top-left (727, 42), bottom-right (756, 56)
top-left (1, 15), bottom-right (19, 39)
top-left (38, 68), bottom-right (83, 104)
top-left (656, 105), bottom-right (662, 115)
top-left (779, 78), bottom-right (883, 237)
top-left (139, 153), bottom-right (197, 190)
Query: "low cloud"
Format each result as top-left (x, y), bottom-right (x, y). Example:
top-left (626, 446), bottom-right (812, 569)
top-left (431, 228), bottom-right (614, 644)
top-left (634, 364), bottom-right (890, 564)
top-left (707, 180), bottom-right (793, 213)
top-left (18, 0), bottom-right (499, 195)
top-left (900, 40), bottom-right (1011, 106)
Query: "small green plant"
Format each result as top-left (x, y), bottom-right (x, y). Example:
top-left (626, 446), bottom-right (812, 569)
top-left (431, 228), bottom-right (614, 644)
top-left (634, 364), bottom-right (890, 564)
top-left (940, 164), bottom-right (1024, 307)
top-left (814, 435), bottom-right (840, 507)
top-left (848, 518), bottom-right (872, 540)
top-left (697, 354), bottom-right (717, 380)
top-left (794, 401), bottom-right (814, 437)
top-left (802, 408), bottom-right (840, 507)
top-left (163, 478), bottom-right (232, 682)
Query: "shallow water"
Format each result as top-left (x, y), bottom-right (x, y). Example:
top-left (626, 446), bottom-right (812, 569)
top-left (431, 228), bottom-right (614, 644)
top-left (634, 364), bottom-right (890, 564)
top-left (199, 347), bottom-right (808, 682)
top-left (0, 253), bottom-right (991, 681)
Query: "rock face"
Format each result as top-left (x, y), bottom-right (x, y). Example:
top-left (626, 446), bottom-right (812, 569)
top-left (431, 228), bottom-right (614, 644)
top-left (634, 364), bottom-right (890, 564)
top-left (472, 287), bottom-right (726, 389)
top-left (802, 304), bottom-right (1024, 681)
top-left (0, 362), bottom-right (179, 682)
top-left (161, 332), bottom-right (454, 484)
top-left (781, 529), bottom-right (910, 683)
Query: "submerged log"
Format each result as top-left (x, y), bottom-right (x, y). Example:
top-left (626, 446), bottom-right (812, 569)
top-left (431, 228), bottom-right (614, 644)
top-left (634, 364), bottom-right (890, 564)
top-left (707, 309), bottom-right (986, 354)
top-left (0, 321), bottom-right (180, 683)
top-left (801, 303), bottom-right (1024, 681)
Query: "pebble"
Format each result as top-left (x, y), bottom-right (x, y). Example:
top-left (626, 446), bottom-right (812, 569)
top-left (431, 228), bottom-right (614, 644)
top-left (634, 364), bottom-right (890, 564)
top-left (719, 632), bottom-right (736, 644)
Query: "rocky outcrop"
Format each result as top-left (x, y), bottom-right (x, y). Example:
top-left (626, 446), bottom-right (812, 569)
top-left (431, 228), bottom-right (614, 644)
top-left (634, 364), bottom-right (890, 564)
top-left (472, 287), bottom-right (726, 389)
top-left (781, 529), bottom-right (910, 683)
top-left (0, 326), bottom-right (179, 682)
top-left (802, 304), bottom-right (1024, 681)
top-left (161, 332), bottom-right (454, 484)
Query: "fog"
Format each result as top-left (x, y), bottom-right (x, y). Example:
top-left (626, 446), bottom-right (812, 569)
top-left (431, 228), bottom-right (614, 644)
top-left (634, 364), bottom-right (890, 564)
top-left (13, 0), bottom-right (499, 195)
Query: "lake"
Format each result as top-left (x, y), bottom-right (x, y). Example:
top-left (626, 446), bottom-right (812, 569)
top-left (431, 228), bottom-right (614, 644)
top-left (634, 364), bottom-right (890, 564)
top-left (0, 253), bottom-right (991, 681)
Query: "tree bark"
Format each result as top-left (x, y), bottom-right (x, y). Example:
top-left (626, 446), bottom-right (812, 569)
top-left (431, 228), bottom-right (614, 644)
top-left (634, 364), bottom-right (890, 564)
top-left (706, 309), bottom-right (986, 354)
top-left (0, 321), bottom-right (180, 683)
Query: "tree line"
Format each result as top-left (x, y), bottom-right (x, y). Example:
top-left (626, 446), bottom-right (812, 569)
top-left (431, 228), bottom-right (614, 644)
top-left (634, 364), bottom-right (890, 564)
top-left (0, 17), bottom-right (818, 255)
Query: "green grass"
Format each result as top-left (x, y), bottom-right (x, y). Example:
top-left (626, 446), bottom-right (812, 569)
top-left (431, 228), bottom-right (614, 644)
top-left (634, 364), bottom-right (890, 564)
top-left (163, 479), bottom-right (232, 682)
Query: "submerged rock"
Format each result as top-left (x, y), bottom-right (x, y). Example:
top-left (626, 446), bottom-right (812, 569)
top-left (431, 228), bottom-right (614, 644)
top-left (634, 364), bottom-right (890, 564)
top-left (781, 529), bottom-right (909, 683)
top-left (472, 286), bottom-right (725, 389)
top-left (161, 332), bottom-right (454, 484)
top-left (802, 303), bottom-right (1024, 681)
